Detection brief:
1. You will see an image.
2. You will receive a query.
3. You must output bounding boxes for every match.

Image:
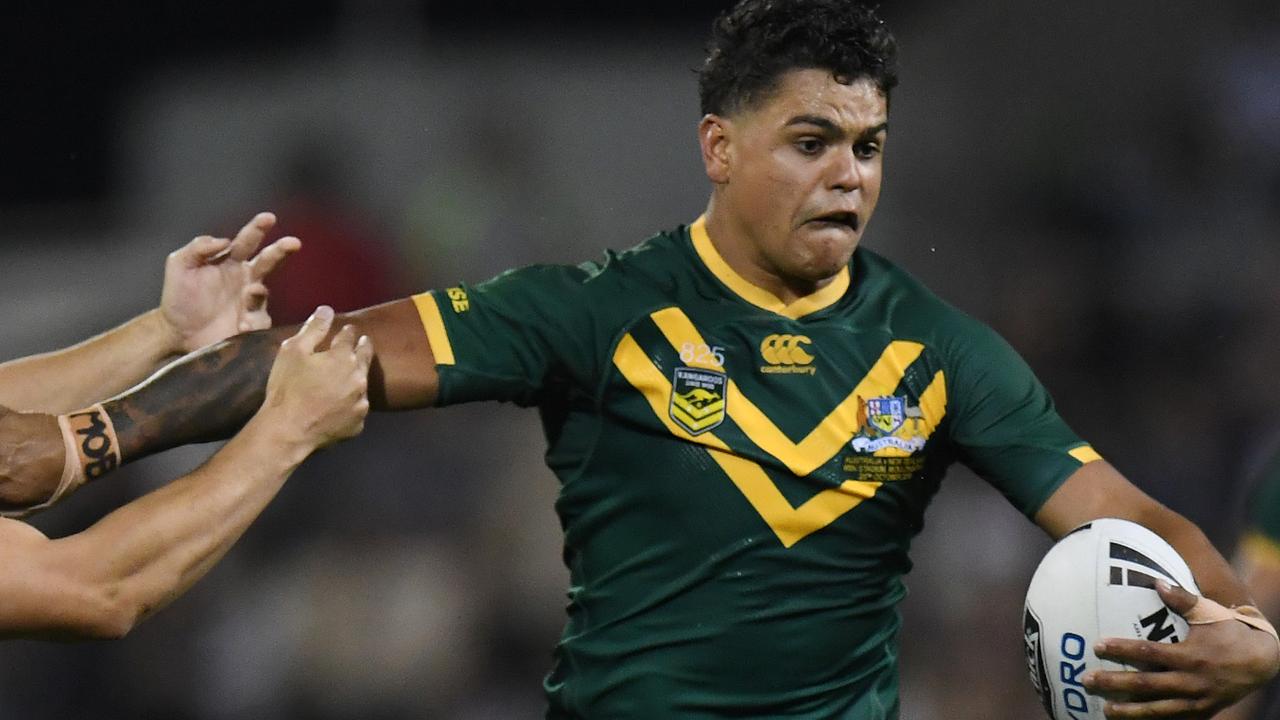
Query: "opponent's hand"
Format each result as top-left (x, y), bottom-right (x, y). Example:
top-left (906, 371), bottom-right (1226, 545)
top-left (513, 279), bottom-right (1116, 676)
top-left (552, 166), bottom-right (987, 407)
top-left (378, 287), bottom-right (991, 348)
top-left (261, 306), bottom-right (373, 450)
top-left (1083, 581), bottom-right (1280, 718)
top-left (160, 212), bottom-right (301, 354)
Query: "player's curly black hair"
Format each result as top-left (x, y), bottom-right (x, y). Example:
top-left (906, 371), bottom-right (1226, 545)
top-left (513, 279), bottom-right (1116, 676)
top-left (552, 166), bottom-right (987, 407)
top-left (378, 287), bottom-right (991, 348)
top-left (698, 0), bottom-right (899, 116)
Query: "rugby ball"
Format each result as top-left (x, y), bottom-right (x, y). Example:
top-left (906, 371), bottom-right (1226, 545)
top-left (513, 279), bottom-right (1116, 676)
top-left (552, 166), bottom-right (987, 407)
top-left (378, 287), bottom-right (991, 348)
top-left (1023, 518), bottom-right (1201, 720)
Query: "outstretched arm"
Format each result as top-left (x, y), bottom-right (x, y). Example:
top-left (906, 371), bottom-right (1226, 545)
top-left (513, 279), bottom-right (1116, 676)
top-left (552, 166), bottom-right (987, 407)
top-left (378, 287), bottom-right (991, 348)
top-left (0, 307), bottom-right (372, 639)
top-left (0, 212), bottom-right (298, 414)
top-left (109, 297), bottom-right (437, 456)
top-left (0, 297), bottom-right (436, 513)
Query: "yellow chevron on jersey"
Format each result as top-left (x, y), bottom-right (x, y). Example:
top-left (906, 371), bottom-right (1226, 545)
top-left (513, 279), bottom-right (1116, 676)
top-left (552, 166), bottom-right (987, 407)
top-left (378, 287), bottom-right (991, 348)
top-left (648, 306), bottom-right (947, 473)
top-left (609, 311), bottom-right (952, 545)
top-left (611, 334), bottom-right (884, 547)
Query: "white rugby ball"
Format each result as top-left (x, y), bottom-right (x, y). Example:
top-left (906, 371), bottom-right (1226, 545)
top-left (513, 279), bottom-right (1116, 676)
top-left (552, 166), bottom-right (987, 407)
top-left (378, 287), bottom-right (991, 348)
top-left (1023, 518), bottom-right (1201, 720)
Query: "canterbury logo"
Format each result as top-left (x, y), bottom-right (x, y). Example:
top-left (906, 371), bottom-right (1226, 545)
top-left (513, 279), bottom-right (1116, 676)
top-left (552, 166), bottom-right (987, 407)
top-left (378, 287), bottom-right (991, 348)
top-left (760, 334), bottom-right (814, 365)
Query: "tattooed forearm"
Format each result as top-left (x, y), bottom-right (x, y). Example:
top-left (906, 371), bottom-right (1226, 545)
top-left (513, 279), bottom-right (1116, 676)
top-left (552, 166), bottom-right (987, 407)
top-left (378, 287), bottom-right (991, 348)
top-left (104, 328), bottom-right (291, 459)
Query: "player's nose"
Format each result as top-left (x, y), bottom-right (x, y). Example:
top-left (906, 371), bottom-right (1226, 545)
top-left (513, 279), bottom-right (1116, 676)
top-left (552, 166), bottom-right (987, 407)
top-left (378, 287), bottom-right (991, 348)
top-left (826, 146), bottom-right (864, 193)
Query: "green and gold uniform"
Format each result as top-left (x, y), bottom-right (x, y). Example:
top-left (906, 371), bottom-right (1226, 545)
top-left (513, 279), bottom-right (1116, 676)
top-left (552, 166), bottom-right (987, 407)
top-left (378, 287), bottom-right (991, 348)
top-left (1243, 451), bottom-right (1280, 560)
top-left (413, 217), bottom-right (1101, 718)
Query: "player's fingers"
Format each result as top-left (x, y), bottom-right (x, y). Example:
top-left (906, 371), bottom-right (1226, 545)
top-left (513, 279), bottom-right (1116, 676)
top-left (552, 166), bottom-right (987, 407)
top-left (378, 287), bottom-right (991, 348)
top-left (239, 313), bottom-right (270, 333)
top-left (1083, 669), bottom-right (1208, 700)
top-left (248, 236), bottom-right (301, 280)
top-left (238, 284), bottom-right (270, 332)
top-left (227, 211), bottom-right (276, 261)
top-left (354, 335), bottom-right (374, 371)
top-left (240, 282), bottom-right (269, 311)
top-left (1095, 639), bottom-right (1189, 671)
top-left (1155, 581), bottom-right (1200, 617)
top-left (287, 306), bottom-right (334, 354)
top-left (174, 235), bottom-right (231, 267)
top-left (1101, 696), bottom-right (1215, 718)
top-left (330, 324), bottom-right (358, 354)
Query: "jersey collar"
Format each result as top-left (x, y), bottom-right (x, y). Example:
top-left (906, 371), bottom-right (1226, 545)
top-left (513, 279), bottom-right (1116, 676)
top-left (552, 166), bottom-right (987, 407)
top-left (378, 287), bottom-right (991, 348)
top-left (688, 215), bottom-right (851, 320)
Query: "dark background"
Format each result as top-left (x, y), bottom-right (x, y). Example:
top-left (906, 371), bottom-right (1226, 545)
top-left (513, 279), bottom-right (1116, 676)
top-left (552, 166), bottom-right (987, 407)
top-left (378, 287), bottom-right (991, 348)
top-left (1, 1), bottom-right (1277, 718)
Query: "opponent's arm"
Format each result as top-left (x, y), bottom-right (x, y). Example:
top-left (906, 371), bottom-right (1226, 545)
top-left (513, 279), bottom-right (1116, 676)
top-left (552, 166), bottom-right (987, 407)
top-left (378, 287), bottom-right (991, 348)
top-left (0, 297), bottom-right (435, 513)
top-left (0, 212), bottom-right (298, 414)
top-left (1035, 461), bottom-right (1280, 718)
top-left (0, 309), bottom-right (194, 415)
top-left (0, 307), bottom-right (371, 639)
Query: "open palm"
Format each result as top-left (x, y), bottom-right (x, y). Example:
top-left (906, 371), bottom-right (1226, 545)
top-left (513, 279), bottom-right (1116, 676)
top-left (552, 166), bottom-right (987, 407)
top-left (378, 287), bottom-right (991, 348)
top-left (160, 212), bottom-right (301, 354)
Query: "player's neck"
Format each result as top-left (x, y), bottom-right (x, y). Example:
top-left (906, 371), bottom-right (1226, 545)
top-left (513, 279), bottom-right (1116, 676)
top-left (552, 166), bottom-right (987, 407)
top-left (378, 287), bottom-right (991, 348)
top-left (701, 203), bottom-right (839, 307)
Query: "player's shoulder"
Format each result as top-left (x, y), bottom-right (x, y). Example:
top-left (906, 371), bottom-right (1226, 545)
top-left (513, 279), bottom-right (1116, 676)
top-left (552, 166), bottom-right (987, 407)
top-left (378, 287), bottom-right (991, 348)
top-left (472, 225), bottom-right (691, 312)
top-left (853, 246), bottom-right (988, 341)
top-left (566, 224), bottom-right (695, 296)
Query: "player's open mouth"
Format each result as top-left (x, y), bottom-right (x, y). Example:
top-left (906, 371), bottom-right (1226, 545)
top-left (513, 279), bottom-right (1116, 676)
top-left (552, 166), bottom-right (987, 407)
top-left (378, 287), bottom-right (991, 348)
top-left (807, 211), bottom-right (859, 232)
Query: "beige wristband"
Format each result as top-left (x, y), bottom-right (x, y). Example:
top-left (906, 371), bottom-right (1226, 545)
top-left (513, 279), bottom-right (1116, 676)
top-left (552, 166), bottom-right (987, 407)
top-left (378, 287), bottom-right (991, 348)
top-left (51, 404), bottom-right (120, 504)
top-left (1185, 596), bottom-right (1280, 646)
top-left (1, 404), bottom-right (120, 518)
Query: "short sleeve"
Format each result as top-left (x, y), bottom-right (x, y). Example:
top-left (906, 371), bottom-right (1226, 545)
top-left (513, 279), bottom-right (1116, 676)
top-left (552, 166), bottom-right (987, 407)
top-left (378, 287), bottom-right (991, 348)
top-left (412, 263), bottom-right (599, 407)
top-left (946, 316), bottom-right (1100, 518)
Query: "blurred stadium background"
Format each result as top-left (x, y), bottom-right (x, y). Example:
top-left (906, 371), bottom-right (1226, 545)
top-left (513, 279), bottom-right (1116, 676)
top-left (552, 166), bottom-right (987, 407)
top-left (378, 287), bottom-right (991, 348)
top-left (1, 1), bottom-right (1278, 717)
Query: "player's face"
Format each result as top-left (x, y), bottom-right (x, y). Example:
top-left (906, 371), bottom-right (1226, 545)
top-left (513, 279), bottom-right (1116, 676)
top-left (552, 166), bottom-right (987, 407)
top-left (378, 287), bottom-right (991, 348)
top-left (709, 69), bottom-right (887, 287)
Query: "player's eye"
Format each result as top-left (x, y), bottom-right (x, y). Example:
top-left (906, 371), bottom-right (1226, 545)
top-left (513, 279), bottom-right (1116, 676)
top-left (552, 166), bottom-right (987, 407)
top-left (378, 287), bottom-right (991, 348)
top-left (794, 138), bottom-right (825, 156)
top-left (853, 142), bottom-right (881, 160)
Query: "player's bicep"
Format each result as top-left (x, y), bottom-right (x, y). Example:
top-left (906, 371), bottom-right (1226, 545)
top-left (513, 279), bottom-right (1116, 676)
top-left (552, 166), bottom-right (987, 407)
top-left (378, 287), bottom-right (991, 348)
top-left (1034, 460), bottom-right (1170, 540)
top-left (408, 268), bottom-right (599, 407)
top-left (338, 298), bottom-right (438, 410)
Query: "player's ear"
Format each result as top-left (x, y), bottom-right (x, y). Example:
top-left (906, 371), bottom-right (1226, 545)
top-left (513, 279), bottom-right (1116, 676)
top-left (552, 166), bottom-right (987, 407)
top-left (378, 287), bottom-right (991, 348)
top-left (699, 114), bottom-right (732, 184)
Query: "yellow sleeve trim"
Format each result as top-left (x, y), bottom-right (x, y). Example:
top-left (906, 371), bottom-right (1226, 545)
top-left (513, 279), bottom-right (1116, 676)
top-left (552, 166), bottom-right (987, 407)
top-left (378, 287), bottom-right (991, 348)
top-left (1241, 531), bottom-right (1280, 567)
top-left (411, 291), bottom-right (455, 366)
top-left (1068, 445), bottom-right (1102, 465)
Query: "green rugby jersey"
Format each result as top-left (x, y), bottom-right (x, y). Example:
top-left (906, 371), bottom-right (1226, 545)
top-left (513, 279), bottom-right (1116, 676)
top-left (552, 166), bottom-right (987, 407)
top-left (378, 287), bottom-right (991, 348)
top-left (1245, 451), bottom-right (1280, 556)
top-left (412, 217), bottom-right (1100, 718)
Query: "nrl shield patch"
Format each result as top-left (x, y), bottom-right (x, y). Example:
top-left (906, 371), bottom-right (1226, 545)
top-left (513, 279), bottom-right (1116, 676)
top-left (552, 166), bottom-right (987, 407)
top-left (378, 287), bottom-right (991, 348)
top-left (670, 367), bottom-right (727, 435)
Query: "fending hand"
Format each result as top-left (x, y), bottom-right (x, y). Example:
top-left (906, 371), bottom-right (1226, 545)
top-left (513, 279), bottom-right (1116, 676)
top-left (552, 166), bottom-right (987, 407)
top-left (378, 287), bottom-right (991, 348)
top-left (260, 306), bottom-right (373, 450)
top-left (160, 212), bottom-right (302, 354)
top-left (1083, 581), bottom-right (1280, 718)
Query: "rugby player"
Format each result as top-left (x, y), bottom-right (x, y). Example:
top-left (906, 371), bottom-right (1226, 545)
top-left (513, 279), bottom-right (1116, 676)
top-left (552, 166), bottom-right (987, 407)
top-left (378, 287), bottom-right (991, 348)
top-left (2, 2), bottom-right (1276, 716)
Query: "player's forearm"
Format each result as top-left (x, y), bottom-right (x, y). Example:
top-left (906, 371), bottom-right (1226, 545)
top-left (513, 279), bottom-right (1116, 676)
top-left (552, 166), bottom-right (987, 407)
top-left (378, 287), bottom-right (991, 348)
top-left (105, 298), bottom-right (437, 458)
top-left (49, 412), bottom-right (313, 637)
top-left (1148, 509), bottom-right (1254, 608)
top-left (0, 328), bottom-right (285, 513)
top-left (1038, 463), bottom-right (1254, 606)
top-left (0, 308), bottom-right (181, 414)
top-left (105, 327), bottom-right (291, 458)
